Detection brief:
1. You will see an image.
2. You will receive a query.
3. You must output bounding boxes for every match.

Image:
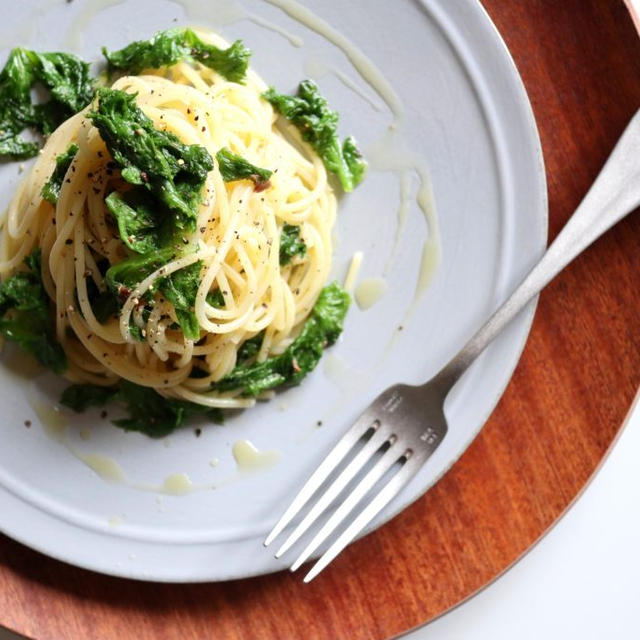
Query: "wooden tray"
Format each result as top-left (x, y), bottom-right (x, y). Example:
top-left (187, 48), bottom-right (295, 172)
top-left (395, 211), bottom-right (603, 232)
top-left (2, 0), bottom-right (640, 637)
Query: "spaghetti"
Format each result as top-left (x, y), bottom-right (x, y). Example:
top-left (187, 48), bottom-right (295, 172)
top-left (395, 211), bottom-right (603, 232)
top-left (0, 31), bottom-right (337, 410)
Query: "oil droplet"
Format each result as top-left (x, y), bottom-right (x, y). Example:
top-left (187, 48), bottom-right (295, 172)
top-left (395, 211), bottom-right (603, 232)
top-left (415, 237), bottom-right (441, 301)
top-left (175, 0), bottom-right (303, 46)
top-left (78, 454), bottom-right (126, 484)
top-left (323, 352), bottom-right (364, 391)
top-left (265, 0), bottom-right (404, 117)
top-left (303, 57), bottom-right (384, 111)
top-left (245, 13), bottom-right (303, 47)
top-left (323, 354), bottom-right (370, 396)
top-left (108, 515), bottom-right (123, 527)
top-left (174, 0), bottom-right (244, 26)
top-left (32, 401), bottom-right (68, 441)
top-left (162, 473), bottom-right (194, 495)
top-left (232, 440), bottom-right (281, 472)
top-left (343, 251), bottom-right (364, 294)
top-left (355, 278), bottom-right (388, 310)
top-left (65, 0), bottom-right (127, 49)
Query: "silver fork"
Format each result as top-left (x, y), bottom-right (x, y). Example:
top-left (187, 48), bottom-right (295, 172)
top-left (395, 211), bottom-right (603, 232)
top-left (265, 108), bottom-right (640, 582)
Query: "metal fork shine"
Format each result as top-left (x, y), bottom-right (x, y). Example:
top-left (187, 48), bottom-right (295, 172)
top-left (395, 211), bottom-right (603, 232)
top-left (265, 108), bottom-right (640, 582)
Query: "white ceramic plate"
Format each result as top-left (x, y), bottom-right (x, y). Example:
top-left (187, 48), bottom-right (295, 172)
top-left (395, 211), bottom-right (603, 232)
top-left (0, 0), bottom-right (546, 582)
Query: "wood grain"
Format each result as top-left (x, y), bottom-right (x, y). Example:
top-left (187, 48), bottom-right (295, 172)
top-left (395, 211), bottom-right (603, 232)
top-left (2, 0), bottom-right (640, 638)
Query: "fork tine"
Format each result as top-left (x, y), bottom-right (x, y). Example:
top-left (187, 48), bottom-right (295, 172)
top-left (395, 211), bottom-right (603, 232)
top-left (274, 424), bottom-right (394, 558)
top-left (289, 442), bottom-right (404, 572)
top-left (264, 410), bottom-right (381, 547)
top-left (303, 452), bottom-right (424, 582)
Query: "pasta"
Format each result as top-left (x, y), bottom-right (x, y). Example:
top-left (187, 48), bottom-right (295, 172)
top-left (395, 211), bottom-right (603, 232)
top-left (0, 32), bottom-right (336, 411)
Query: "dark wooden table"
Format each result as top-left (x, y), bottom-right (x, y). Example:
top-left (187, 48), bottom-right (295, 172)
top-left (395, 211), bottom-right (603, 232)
top-left (2, 1), bottom-right (640, 637)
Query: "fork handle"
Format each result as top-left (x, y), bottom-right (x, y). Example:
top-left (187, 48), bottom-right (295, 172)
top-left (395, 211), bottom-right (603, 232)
top-left (433, 108), bottom-right (640, 391)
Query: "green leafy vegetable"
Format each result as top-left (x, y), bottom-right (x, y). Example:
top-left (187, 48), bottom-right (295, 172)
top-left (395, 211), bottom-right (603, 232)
top-left (105, 190), bottom-right (165, 254)
top-left (105, 251), bottom-right (202, 339)
top-left (105, 247), bottom-right (174, 297)
top-left (61, 380), bottom-right (223, 438)
top-left (129, 304), bottom-right (155, 341)
top-left (41, 143), bottom-right (78, 205)
top-left (59, 383), bottom-right (117, 412)
top-left (90, 290), bottom-right (119, 324)
top-left (102, 28), bottom-right (251, 83)
top-left (83, 259), bottom-right (119, 323)
top-left (90, 89), bottom-right (215, 339)
top-left (236, 330), bottom-right (264, 365)
top-left (262, 79), bottom-right (367, 192)
top-left (104, 249), bottom-right (170, 341)
top-left (113, 380), bottom-right (223, 437)
top-left (89, 88), bottom-right (214, 235)
top-left (206, 289), bottom-right (225, 308)
top-left (212, 282), bottom-right (349, 396)
top-left (0, 48), bottom-right (93, 158)
top-left (34, 52), bottom-right (95, 127)
top-left (215, 147), bottom-right (272, 190)
top-left (0, 249), bottom-right (66, 372)
top-left (157, 261), bottom-right (202, 339)
top-left (0, 49), bottom-right (38, 158)
top-left (279, 223), bottom-right (306, 266)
